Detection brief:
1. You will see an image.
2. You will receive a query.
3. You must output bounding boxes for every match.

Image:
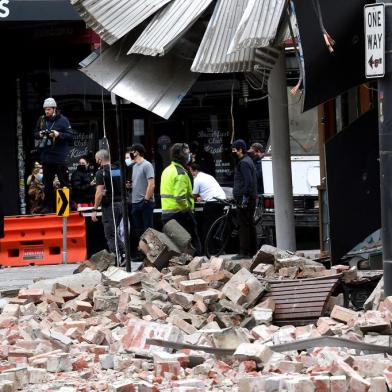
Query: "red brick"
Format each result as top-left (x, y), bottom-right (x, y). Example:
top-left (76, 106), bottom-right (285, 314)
top-left (142, 303), bottom-right (167, 320)
top-left (41, 294), bottom-right (64, 306)
top-left (331, 305), bottom-right (358, 323)
top-left (72, 357), bottom-right (89, 371)
top-left (155, 361), bottom-right (181, 377)
top-left (121, 320), bottom-right (182, 356)
top-left (178, 279), bottom-right (208, 294)
top-left (75, 301), bottom-right (93, 313)
top-left (188, 269), bottom-right (214, 280)
top-left (117, 292), bottom-right (129, 314)
top-left (18, 288), bottom-right (44, 301)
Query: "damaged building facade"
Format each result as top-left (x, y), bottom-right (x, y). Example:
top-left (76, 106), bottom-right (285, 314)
top-left (0, 0), bottom-right (382, 261)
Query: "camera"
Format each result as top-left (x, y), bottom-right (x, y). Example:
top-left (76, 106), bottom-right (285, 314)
top-left (38, 130), bottom-right (53, 149)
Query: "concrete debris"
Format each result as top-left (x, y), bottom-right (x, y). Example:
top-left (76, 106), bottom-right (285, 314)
top-left (74, 249), bottom-right (116, 274)
top-left (162, 219), bottom-right (195, 256)
top-left (0, 246), bottom-right (389, 391)
top-left (139, 228), bottom-right (182, 270)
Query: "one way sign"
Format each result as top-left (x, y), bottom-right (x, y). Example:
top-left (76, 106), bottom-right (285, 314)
top-left (365, 3), bottom-right (385, 78)
top-left (56, 188), bottom-right (70, 217)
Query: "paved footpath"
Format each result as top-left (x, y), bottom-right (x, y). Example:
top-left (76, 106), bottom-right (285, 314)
top-left (0, 264), bottom-right (79, 295)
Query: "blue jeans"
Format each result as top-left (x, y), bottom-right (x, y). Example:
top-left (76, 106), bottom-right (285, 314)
top-left (132, 200), bottom-right (155, 239)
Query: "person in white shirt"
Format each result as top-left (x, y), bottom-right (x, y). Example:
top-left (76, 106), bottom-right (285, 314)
top-left (190, 163), bottom-right (226, 252)
top-left (190, 163), bottom-right (226, 202)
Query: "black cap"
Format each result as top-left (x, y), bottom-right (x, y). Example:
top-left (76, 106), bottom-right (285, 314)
top-left (232, 139), bottom-right (247, 152)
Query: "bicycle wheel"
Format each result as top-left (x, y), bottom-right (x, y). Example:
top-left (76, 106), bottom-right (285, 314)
top-left (205, 215), bottom-right (233, 258)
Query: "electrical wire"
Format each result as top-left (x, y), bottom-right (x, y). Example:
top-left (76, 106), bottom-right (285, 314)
top-left (99, 38), bottom-right (121, 267)
top-left (248, 94), bottom-right (269, 103)
top-left (268, 89), bottom-right (304, 107)
top-left (287, 4), bottom-right (303, 97)
top-left (362, 84), bottom-right (378, 92)
top-left (245, 73), bottom-right (267, 91)
top-left (312, 0), bottom-right (335, 53)
top-left (230, 76), bottom-right (235, 144)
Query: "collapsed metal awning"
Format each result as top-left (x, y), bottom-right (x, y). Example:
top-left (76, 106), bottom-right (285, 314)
top-left (191, 0), bottom-right (256, 74)
top-left (70, 0), bottom-right (288, 118)
top-left (128, 0), bottom-right (213, 57)
top-left (229, 0), bottom-right (286, 53)
top-left (70, 0), bottom-right (172, 45)
top-left (79, 32), bottom-right (199, 120)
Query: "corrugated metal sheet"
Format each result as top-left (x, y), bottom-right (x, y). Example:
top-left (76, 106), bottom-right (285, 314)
top-left (191, 0), bottom-right (256, 73)
top-left (129, 0), bottom-right (213, 56)
top-left (229, 0), bottom-right (285, 53)
top-left (79, 33), bottom-right (199, 119)
top-left (70, 0), bottom-right (172, 45)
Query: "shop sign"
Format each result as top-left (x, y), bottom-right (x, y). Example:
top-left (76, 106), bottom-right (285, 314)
top-left (0, 1), bottom-right (80, 21)
top-left (0, 1), bottom-right (10, 18)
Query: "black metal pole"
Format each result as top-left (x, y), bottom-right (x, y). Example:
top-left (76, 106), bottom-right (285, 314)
top-left (379, 3), bottom-right (392, 295)
top-left (115, 95), bottom-right (131, 272)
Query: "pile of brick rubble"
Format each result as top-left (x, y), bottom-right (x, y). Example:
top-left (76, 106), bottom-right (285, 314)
top-left (0, 247), bottom-right (389, 391)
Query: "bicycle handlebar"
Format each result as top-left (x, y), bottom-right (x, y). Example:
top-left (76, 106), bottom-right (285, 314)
top-left (212, 197), bottom-right (239, 206)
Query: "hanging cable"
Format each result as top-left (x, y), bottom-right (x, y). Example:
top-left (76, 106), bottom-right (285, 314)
top-left (99, 38), bottom-right (120, 266)
top-left (230, 76), bottom-right (235, 144)
top-left (287, 4), bottom-right (303, 96)
top-left (312, 0), bottom-right (335, 53)
top-left (248, 94), bottom-right (269, 103)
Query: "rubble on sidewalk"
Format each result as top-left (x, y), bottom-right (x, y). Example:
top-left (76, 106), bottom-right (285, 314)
top-left (0, 244), bottom-right (389, 391)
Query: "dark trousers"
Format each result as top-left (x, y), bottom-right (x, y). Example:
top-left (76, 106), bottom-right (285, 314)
top-left (131, 200), bottom-right (154, 257)
top-left (202, 201), bottom-right (225, 250)
top-left (102, 202), bottom-right (125, 255)
top-left (162, 210), bottom-right (202, 256)
top-left (237, 198), bottom-right (257, 256)
top-left (43, 164), bottom-right (69, 211)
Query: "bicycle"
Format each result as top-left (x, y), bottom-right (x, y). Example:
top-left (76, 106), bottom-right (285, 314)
top-left (204, 199), bottom-right (240, 258)
top-left (204, 197), bottom-right (273, 258)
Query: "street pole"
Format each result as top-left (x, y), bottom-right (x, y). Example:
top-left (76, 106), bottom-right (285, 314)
top-left (378, 2), bottom-right (392, 295)
top-left (115, 95), bottom-right (132, 272)
top-left (62, 217), bottom-right (68, 264)
top-left (267, 52), bottom-right (296, 251)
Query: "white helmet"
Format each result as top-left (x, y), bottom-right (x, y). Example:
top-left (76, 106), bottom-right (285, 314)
top-left (43, 97), bottom-right (57, 108)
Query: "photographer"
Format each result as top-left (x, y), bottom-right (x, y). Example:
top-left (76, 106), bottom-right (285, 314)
top-left (34, 98), bottom-right (73, 212)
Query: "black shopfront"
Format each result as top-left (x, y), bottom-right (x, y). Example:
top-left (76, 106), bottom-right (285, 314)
top-left (0, 2), bottom-right (270, 216)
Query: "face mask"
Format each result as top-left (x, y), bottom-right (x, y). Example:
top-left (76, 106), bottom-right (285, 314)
top-left (36, 174), bottom-right (43, 182)
top-left (125, 158), bottom-right (134, 167)
top-left (78, 165), bottom-right (87, 171)
top-left (187, 153), bottom-right (192, 164)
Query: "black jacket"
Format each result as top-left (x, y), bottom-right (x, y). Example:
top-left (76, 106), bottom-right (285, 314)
top-left (34, 112), bottom-right (73, 165)
top-left (71, 166), bottom-right (95, 203)
top-left (233, 154), bottom-right (257, 202)
top-left (253, 157), bottom-right (264, 195)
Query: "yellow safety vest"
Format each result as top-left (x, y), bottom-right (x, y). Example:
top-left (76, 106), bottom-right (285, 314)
top-left (160, 162), bottom-right (194, 215)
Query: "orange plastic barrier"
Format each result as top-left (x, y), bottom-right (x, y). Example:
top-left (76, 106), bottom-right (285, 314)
top-left (0, 213), bottom-right (86, 266)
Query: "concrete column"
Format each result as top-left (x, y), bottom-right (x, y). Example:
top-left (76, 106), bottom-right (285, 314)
top-left (268, 52), bottom-right (296, 251)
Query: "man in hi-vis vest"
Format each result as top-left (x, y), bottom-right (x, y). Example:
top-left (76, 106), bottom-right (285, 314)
top-left (160, 143), bottom-right (201, 255)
